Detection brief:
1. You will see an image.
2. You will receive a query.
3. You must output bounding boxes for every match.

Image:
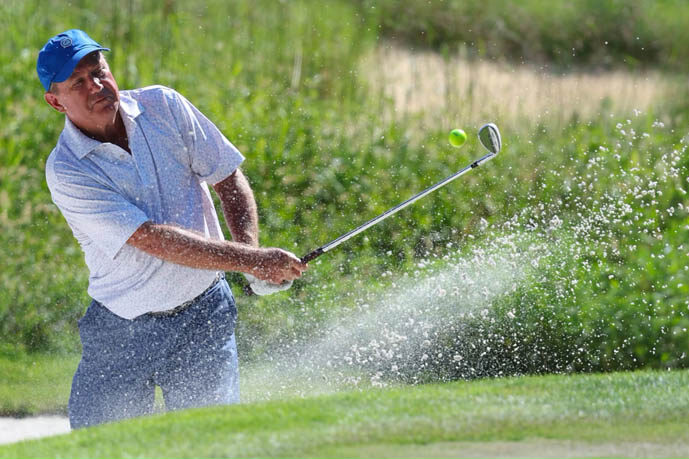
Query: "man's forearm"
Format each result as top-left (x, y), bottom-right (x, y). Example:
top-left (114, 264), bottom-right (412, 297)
top-left (213, 169), bottom-right (259, 247)
top-left (127, 221), bottom-right (307, 283)
top-left (127, 221), bottom-right (258, 272)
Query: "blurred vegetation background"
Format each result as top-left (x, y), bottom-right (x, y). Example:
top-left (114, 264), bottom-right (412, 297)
top-left (361, 0), bottom-right (689, 72)
top-left (1, 0), bottom-right (688, 384)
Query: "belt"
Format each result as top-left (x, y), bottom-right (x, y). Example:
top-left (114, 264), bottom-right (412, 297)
top-left (147, 273), bottom-right (223, 318)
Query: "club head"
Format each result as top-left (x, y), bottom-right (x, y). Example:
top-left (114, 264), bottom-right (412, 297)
top-left (478, 123), bottom-right (502, 155)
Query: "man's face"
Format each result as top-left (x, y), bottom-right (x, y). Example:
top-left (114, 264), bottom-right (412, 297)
top-left (44, 52), bottom-right (120, 135)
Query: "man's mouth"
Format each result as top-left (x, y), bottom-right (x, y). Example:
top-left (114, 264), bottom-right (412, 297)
top-left (92, 93), bottom-right (113, 108)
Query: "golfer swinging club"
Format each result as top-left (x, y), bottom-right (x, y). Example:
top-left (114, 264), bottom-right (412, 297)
top-left (37, 29), bottom-right (307, 429)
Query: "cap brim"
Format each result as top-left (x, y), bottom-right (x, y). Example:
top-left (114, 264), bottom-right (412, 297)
top-left (53, 45), bottom-right (110, 84)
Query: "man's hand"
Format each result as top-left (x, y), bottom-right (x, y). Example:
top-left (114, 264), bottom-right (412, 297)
top-left (248, 247), bottom-right (307, 284)
top-left (243, 273), bottom-right (292, 296)
top-left (244, 247), bottom-right (307, 296)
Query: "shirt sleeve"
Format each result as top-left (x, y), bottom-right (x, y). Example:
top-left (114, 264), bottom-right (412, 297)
top-left (172, 90), bottom-right (245, 185)
top-left (46, 158), bottom-right (150, 260)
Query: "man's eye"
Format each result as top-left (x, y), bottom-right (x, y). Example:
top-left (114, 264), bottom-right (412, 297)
top-left (72, 81), bottom-right (82, 89)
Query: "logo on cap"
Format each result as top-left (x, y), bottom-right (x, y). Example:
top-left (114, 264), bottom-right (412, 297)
top-left (60, 37), bottom-right (72, 48)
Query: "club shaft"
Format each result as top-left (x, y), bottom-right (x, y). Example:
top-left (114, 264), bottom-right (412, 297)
top-left (301, 151), bottom-right (496, 263)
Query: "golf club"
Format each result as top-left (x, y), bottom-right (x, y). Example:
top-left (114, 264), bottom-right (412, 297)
top-left (300, 122), bottom-right (502, 263)
top-left (245, 123), bottom-right (501, 295)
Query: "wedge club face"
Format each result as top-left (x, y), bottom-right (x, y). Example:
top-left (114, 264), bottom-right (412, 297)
top-left (479, 123), bottom-right (501, 154)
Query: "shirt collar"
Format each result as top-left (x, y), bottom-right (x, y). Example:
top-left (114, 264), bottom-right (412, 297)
top-left (62, 91), bottom-right (145, 159)
top-left (119, 91), bottom-right (144, 120)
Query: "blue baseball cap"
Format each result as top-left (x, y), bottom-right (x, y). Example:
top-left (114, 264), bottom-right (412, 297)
top-left (36, 29), bottom-right (110, 91)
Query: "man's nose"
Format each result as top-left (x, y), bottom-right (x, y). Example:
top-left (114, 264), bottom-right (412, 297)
top-left (87, 76), bottom-right (104, 92)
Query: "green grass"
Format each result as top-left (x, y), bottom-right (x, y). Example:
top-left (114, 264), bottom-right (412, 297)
top-left (1, 370), bottom-right (687, 458)
top-left (0, 347), bottom-right (78, 416)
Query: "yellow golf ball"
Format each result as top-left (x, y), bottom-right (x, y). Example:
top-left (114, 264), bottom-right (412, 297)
top-left (449, 129), bottom-right (467, 148)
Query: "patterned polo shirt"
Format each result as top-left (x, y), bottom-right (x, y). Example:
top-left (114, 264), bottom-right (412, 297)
top-left (46, 85), bottom-right (244, 318)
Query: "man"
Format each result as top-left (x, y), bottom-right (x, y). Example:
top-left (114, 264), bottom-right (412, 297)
top-left (37, 29), bottom-right (307, 428)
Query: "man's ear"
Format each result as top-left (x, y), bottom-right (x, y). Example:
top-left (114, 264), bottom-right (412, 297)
top-left (44, 91), bottom-right (66, 113)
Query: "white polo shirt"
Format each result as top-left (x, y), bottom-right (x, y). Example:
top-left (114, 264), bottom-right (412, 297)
top-left (45, 85), bottom-right (244, 319)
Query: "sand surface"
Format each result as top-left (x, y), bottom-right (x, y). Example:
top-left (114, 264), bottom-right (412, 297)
top-left (0, 416), bottom-right (70, 445)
